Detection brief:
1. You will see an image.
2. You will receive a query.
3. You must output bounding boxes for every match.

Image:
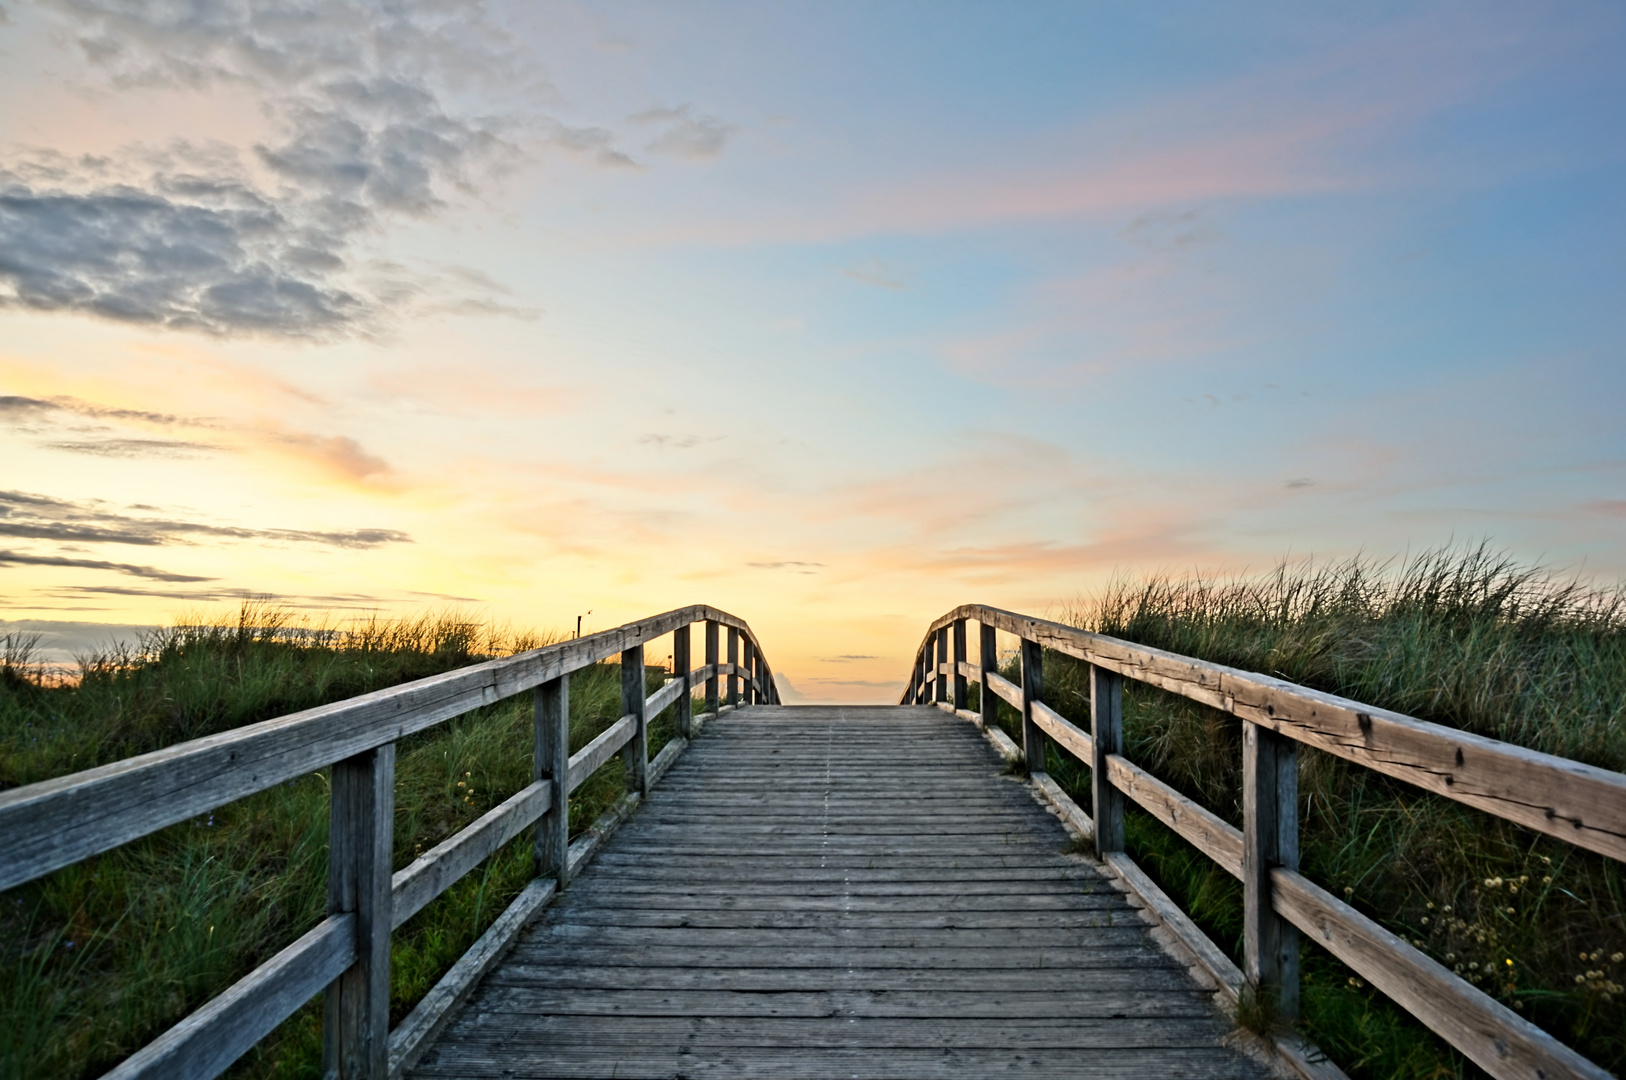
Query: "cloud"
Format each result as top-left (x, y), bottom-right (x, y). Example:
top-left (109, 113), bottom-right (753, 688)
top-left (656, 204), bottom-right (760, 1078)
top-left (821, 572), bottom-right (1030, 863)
top-left (0, 489), bottom-right (411, 549)
top-left (0, 393), bottom-right (211, 428)
top-left (822, 654), bottom-right (878, 661)
top-left (630, 104), bottom-right (737, 160)
top-left (1582, 500), bottom-right (1626, 518)
top-left (842, 257), bottom-right (910, 291)
top-left (2, 0), bottom-right (524, 338)
top-left (44, 438), bottom-right (222, 458)
top-left (0, 549), bottom-right (214, 582)
top-left (746, 560), bottom-right (823, 573)
top-left (270, 432), bottom-right (393, 480)
top-left (640, 433), bottom-right (720, 449)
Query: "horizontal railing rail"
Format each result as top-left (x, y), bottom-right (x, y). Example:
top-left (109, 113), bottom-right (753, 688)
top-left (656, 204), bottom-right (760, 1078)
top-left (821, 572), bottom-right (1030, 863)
top-left (0, 605), bottom-right (778, 1080)
top-left (903, 604), bottom-right (1624, 1080)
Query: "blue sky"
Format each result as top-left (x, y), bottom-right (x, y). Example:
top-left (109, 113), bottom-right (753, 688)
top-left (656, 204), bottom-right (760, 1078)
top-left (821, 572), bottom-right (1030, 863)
top-left (1, 1), bottom-right (1623, 699)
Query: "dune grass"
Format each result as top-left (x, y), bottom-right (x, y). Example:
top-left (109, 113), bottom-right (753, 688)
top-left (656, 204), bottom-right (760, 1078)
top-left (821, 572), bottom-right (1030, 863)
top-left (978, 546), bottom-right (1626, 1078)
top-left (0, 604), bottom-right (685, 1080)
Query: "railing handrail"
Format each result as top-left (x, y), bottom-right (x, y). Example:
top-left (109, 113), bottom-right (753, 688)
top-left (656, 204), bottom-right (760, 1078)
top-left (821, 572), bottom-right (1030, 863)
top-left (902, 603), bottom-right (1623, 1080)
top-left (1, 605), bottom-right (779, 1080)
top-left (0, 604), bottom-right (771, 893)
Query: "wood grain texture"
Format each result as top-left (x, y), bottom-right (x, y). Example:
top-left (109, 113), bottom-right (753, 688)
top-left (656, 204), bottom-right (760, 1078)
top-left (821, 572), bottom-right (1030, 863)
top-left (392, 780), bottom-right (552, 929)
top-left (325, 745), bottom-right (394, 1079)
top-left (1272, 869), bottom-right (1610, 1080)
top-left (565, 714), bottom-right (635, 795)
top-left (1105, 754), bottom-right (1243, 877)
top-left (534, 676), bottom-right (569, 886)
top-left (0, 605), bottom-right (777, 894)
top-left (1244, 724), bottom-right (1300, 1020)
top-left (1031, 700), bottom-right (1093, 765)
top-left (914, 605), bottom-right (1626, 864)
top-left (103, 915), bottom-right (356, 1080)
top-left (984, 669), bottom-right (1023, 711)
top-left (408, 705), bottom-right (1270, 1080)
top-left (1092, 664), bottom-right (1125, 857)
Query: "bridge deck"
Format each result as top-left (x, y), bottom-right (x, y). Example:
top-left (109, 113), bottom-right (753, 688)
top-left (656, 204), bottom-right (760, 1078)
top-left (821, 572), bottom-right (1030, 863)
top-left (408, 705), bottom-right (1274, 1079)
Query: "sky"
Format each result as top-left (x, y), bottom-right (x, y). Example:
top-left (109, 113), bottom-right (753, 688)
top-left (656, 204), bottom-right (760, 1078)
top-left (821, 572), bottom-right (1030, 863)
top-left (2, 1), bottom-right (1623, 702)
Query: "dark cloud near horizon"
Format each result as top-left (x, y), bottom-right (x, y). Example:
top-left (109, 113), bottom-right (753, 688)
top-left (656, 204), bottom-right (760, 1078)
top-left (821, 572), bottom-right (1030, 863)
top-left (1, 0), bottom-right (525, 338)
top-left (0, 548), bottom-right (215, 582)
top-left (0, 489), bottom-right (412, 549)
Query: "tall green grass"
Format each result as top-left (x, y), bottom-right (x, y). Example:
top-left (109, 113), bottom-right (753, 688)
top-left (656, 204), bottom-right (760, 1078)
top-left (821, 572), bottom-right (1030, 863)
top-left (0, 604), bottom-right (685, 1080)
top-left (991, 546), bottom-right (1626, 1078)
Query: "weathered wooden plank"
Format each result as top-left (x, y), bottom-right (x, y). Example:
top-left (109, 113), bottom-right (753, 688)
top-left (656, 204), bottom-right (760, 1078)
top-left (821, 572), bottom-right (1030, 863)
top-left (674, 624), bottom-right (692, 739)
top-left (704, 620), bottom-right (720, 714)
top-left (391, 781), bottom-right (551, 929)
top-left (1021, 637), bottom-right (1046, 776)
top-left (565, 713), bottom-right (636, 794)
top-left (387, 878), bottom-right (557, 1079)
top-left (1244, 723), bottom-right (1300, 1019)
top-left (0, 603), bottom-right (776, 893)
top-left (922, 605), bottom-right (1626, 864)
top-left (1031, 771), bottom-right (1095, 840)
top-left (643, 675), bottom-right (685, 719)
top-left (325, 745), bottom-right (394, 1079)
top-left (983, 670), bottom-right (1022, 711)
top-left (1091, 665), bottom-right (1125, 857)
top-left (727, 627), bottom-right (740, 707)
top-left (1105, 754), bottom-right (1242, 877)
top-left (1030, 701), bottom-right (1093, 764)
top-left (1272, 868), bottom-right (1611, 1080)
top-left (534, 676), bottom-right (569, 886)
top-left (622, 644), bottom-right (648, 796)
top-left (103, 914), bottom-right (356, 1080)
top-left (952, 619), bottom-right (968, 710)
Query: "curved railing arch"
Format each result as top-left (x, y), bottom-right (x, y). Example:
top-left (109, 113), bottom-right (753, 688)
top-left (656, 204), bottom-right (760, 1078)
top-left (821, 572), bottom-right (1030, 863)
top-left (0, 605), bottom-right (778, 1079)
top-left (904, 604), bottom-right (1624, 1080)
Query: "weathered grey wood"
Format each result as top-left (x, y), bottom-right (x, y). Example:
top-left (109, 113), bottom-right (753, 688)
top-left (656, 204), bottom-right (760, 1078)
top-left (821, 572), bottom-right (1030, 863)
top-left (1106, 754), bottom-right (1243, 877)
top-left (104, 914), bottom-right (356, 1080)
top-left (1091, 664), bottom-right (1126, 858)
top-left (534, 675), bottom-right (569, 886)
top-left (393, 780), bottom-right (550, 929)
top-left (1021, 637), bottom-right (1046, 775)
top-left (566, 713), bottom-right (635, 794)
top-left (387, 878), bottom-right (557, 1079)
top-left (951, 618), bottom-right (968, 711)
top-left (742, 637), bottom-right (756, 706)
top-left (705, 620), bottom-right (720, 714)
top-left (983, 669), bottom-right (1022, 711)
top-left (673, 624), bottom-right (692, 739)
top-left (622, 645), bottom-right (649, 796)
top-left (1272, 868), bottom-right (1611, 1080)
top-left (726, 627), bottom-right (740, 706)
top-left (649, 734), bottom-right (688, 786)
top-left (916, 605), bottom-right (1626, 865)
top-left (0, 604), bottom-right (776, 894)
top-left (1032, 771), bottom-right (1095, 840)
top-left (1244, 723), bottom-right (1299, 1021)
top-left (326, 744), bottom-right (394, 1079)
top-left (409, 706), bottom-right (1267, 1080)
top-left (643, 675), bottom-right (685, 718)
top-left (1031, 700), bottom-right (1094, 764)
top-left (567, 792), bottom-right (640, 877)
top-left (978, 621), bottom-right (998, 728)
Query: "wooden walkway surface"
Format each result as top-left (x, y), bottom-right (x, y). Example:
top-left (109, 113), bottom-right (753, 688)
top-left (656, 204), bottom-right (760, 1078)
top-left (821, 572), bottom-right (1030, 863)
top-left (408, 705), bottom-right (1274, 1079)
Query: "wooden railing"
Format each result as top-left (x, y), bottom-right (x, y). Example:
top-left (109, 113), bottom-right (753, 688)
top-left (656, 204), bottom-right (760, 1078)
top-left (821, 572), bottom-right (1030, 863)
top-left (904, 605), bottom-right (1626, 1080)
top-left (0, 606), bottom-right (778, 1080)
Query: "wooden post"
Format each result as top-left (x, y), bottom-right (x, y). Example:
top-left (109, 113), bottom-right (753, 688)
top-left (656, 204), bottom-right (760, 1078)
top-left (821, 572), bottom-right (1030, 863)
top-left (951, 619), bottom-right (968, 712)
top-left (621, 644), bottom-right (648, 797)
top-left (534, 675), bottom-right (570, 887)
top-left (324, 743), bottom-right (394, 1079)
top-left (913, 650), bottom-right (924, 703)
top-left (1091, 664), bottom-right (1124, 856)
top-left (978, 623), bottom-right (997, 729)
top-left (934, 628), bottom-right (948, 704)
top-left (727, 628), bottom-right (739, 707)
top-left (742, 637), bottom-right (756, 705)
top-left (1244, 722), bottom-right (1300, 1021)
top-left (674, 624), bottom-right (692, 739)
top-left (1020, 638), bottom-right (1046, 775)
top-left (704, 620), bottom-right (719, 715)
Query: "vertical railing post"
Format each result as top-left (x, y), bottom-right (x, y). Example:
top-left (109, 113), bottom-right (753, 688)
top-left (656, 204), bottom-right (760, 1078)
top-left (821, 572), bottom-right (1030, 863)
top-left (674, 624), bottom-right (692, 739)
top-left (978, 623), bottom-right (997, 729)
top-left (753, 648), bottom-right (765, 704)
top-left (704, 620), bottom-right (719, 715)
top-left (933, 627), bottom-right (948, 705)
top-left (1020, 638), bottom-right (1046, 775)
top-left (743, 637), bottom-right (756, 705)
top-left (1091, 664), bottom-right (1124, 857)
top-left (534, 675), bottom-right (570, 887)
top-left (1244, 722), bottom-right (1300, 1021)
top-left (727, 628), bottom-right (739, 708)
top-left (622, 643), bottom-right (648, 796)
top-left (324, 743), bottom-right (394, 1079)
top-left (951, 618), bottom-right (968, 712)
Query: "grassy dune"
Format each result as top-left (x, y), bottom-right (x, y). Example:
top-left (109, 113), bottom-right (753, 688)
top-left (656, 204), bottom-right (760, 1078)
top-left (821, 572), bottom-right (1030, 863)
top-left (984, 547), bottom-right (1626, 1078)
top-left (0, 605), bottom-right (682, 1080)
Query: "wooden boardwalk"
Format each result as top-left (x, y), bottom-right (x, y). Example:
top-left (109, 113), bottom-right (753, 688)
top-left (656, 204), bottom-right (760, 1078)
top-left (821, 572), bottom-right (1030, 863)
top-left (408, 705), bottom-right (1273, 1079)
